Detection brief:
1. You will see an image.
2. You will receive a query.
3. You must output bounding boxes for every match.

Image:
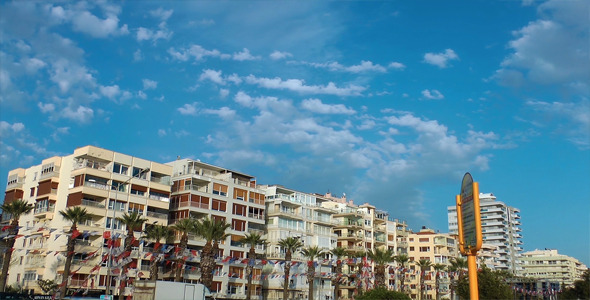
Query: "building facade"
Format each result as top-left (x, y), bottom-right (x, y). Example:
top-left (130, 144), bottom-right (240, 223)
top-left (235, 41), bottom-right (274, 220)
top-left (406, 227), bottom-right (459, 300)
top-left (448, 193), bottom-right (523, 274)
top-left (1, 145), bottom-right (173, 296)
top-left (520, 249), bottom-right (587, 287)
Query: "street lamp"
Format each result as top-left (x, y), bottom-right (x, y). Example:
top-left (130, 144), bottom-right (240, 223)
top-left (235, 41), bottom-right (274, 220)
top-left (105, 167), bottom-right (150, 298)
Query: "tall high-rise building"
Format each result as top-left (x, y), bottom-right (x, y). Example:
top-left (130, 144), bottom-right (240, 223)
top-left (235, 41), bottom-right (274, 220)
top-left (448, 193), bottom-right (523, 273)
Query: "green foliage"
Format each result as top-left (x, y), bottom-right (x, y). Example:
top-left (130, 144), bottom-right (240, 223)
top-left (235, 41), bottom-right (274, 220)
top-left (560, 269), bottom-right (589, 300)
top-left (356, 287), bottom-right (411, 300)
top-left (37, 279), bottom-right (58, 294)
top-left (456, 265), bottom-right (513, 300)
top-left (4, 283), bottom-right (24, 293)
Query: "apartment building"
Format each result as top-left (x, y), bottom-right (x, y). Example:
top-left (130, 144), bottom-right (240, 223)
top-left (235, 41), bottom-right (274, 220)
top-left (166, 158), bottom-right (266, 299)
top-left (405, 227), bottom-right (459, 300)
top-left (448, 193), bottom-right (523, 274)
top-left (520, 249), bottom-right (587, 287)
top-left (261, 185), bottom-right (337, 300)
top-left (1, 145), bottom-right (172, 296)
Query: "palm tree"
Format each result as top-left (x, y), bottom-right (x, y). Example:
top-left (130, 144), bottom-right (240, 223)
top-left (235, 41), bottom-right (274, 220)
top-left (330, 247), bottom-right (347, 300)
top-left (416, 259), bottom-right (433, 300)
top-left (353, 251), bottom-right (368, 293)
top-left (171, 218), bottom-right (196, 282)
top-left (395, 254), bottom-right (410, 293)
top-left (448, 257), bottom-right (467, 300)
top-left (59, 207), bottom-right (91, 299)
top-left (116, 212), bottom-right (147, 300)
top-left (301, 246), bottom-right (325, 300)
top-left (240, 233), bottom-right (265, 300)
top-left (367, 248), bottom-right (396, 288)
top-left (194, 217), bottom-right (230, 291)
top-left (0, 199), bottom-right (33, 292)
top-left (433, 264), bottom-right (446, 300)
top-left (277, 237), bottom-right (303, 300)
top-left (143, 224), bottom-right (173, 281)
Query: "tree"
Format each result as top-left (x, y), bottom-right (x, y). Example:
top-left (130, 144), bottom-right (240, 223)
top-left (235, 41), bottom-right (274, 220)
top-left (239, 233), bottom-right (265, 300)
top-left (355, 287), bottom-right (411, 300)
top-left (432, 264), bottom-right (446, 300)
top-left (0, 199), bottom-right (33, 292)
top-left (277, 236), bottom-right (303, 300)
top-left (59, 207), bottom-right (91, 299)
top-left (416, 259), bottom-right (432, 300)
top-left (395, 254), bottom-right (410, 293)
top-left (37, 279), bottom-right (59, 295)
top-left (171, 218), bottom-right (196, 282)
top-left (330, 247), bottom-right (347, 300)
top-left (456, 265), bottom-right (513, 300)
top-left (194, 217), bottom-right (230, 291)
top-left (301, 246), bottom-right (325, 300)
top-left (367, 248), bottom-right (396, 288)
top-left (560, 269), bottom-right (590, 300)
top-left (448, 257), bottom-right (467, 300)
top-left (116, 212), bottom-right (147, 300)
top-left (353, 251), bottom-right (368, 294)
top-left (143, 224), bottom-right (173, 281)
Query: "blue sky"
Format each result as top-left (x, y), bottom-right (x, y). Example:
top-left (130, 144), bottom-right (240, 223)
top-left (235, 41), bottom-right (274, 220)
top-left (1, 1), bottom-right (588, 265)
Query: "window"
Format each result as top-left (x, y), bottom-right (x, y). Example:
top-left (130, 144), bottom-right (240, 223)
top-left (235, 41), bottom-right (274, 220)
top-left (212, 199), bottom-right (227, 212)
top-left (112, 163), bottom-right (129, 175)
top-left (419, 238), bottom-right (429, 242)
top-left (108, 200), bottom-right (126, 211)
top-left (410, 247), bottom-right (415, 251)
top-left (132, 167), bottom-right (148, 179)
top-left (232, 219), bottom-right (246, 231)
top-left (111, 181), bottom-right (126, 192)
top-left (234, 188), bottom-right (247, 201)
top-left (233, 204), bottom-right (246, 216)
top-left (419, 247), bottom-right (430, 252)
top-left (30, 187), bottom-right (35, 197)
top-left (213, 183), bottom-right (228, 196)
top-left (106, 217), bottom-right (123, 230)
top-left (128, 203), bottom-right (144, 214)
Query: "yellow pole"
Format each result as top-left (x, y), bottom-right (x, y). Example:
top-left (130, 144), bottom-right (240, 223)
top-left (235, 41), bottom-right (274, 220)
top-left (467, 251), bottom-right (479, 300)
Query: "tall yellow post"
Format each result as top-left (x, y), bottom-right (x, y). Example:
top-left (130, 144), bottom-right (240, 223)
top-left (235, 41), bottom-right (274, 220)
top-left (467, 252), bottom-right (479, 300)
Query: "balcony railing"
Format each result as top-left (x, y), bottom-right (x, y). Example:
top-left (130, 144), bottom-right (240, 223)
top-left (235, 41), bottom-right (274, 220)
top-left (34, 205), bottom-right (56, 214)
top-left (81, 199), bottom-right (105, 208)
top-left (175, 201), bottom-right (209, 210)
top-left (84, 181), bottom-right (110, 190)
top-left (147, 211), bottom-right (167, 219)
top-left (248, 213), bottom-right (264, 220)
top-left (149, 194), bottom-right (170, 202)
top-left (73, 158), bottom-right (109, 171)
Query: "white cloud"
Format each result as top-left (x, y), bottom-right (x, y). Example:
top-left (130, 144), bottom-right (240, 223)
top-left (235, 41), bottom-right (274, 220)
top-left (421, 89), bottom-right (444, 100)
top-left (178, 102), bottom-right (199, 115)
top-left (23, 57), bottom-right (47, 73)
top-left (301, 98), bottom-right (356, 115)
top-left (526, 99), bottom-right (590, 149)
top-left (388, 62), bottom-right (406, 70)
top-left (99, 85), bottom-right (121, 99)
top-left (62, 105), bottom-right (93, 123)
top-left (70, 11), bottom-right (128, 38)
top-left (136, 26), bottom-right (172, 42)
top-left (168, 44), bottom-right (229, 61)
top-left (38, 102), bottom-right (56, 113)
top-left (133, 49), bottom-right (143, 61)
top-left (307, 60), bottom-right (387, 73)
top-left (158, 129), bottom-right (167, 137)
top-left (49, 58), bottom-right (96, 93)
top-left (142, 79), bottom-right (158, 90)
top-left (232, 48), bottom-right (260, 61)
top-left (423, 49), bottom-right (459, 68)
top-left (219, 89), bottom-right (230, 98)
top-left (270, 51), bottom-right (293, 60)
top-left (244, 75), bottom-right (365, 96)
top-left (199, 69), bottom-right (225, 85)
top-left (150, 8), bottom-right (173, 21)
top-left (203, 107), bottom-right (236, 119)
top-left (0, 121), bottom-right (25, 137)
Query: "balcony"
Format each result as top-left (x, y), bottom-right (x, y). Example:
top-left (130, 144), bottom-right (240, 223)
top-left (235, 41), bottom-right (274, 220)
top-left (174, 201), bottom-right (209, 211)
top-left (248, 213), bottom-right (265, 220)
top-left (33, 205), bottom-right (55, 219)
top-left (40, 166), bottom-right (61, 181)
top-left (266, 208), bottom-right (301, 219)
top-left (149, 194), bottom-right (170, 203)
top-left (334, 208), bottom-right (365, 217)
top-left (146, 211), bottom-right (167, 219)
top-left (172, 184), bottom-right (209, 194)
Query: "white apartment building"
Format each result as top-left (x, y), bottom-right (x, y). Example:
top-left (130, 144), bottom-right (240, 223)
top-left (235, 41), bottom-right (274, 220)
top-left (261, 185), bottom-right (336, 300)
top-left (448, 193), bottom-right (523, 274)
top-left (166, 159), bottom-right (267, 299)
top-left (520, 249), bottom-right (587, 287)
top-left (1, 145), bottom-right (172, 296)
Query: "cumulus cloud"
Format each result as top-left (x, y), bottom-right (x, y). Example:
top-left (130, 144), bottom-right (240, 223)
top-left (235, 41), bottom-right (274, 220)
top-left (136, 26), bottom-right (172, 42)
top-left (388, 62), bottom-right (406, 70)
top-left (244, 75), bottom-right (366, 96)
top-left (62, 105), bottom-right (94, 123)
top-left (142, 79), bottom-right (158, 90)
top-left (270, 51), bottom-right (293, 60)
top-left (168, 44), bottom-right (229, 61)
top-left (494, 0), bottom-right (589, 88)
top-left (150, 8), bottom-right (173, 21)
top-left (70, 11), bottom-right (128, 38)
top-left (178, 102), bottom-right (199, 116)
top-left (301, 98), bottom-right (356, 115)
top-left (423, 49), bottom-right (459, 68)
top-left (0, 121), bottom-right (25, 137)
top-left (199, 69), bottom-right (225, 85)
top-left (232, 48), bottom-right (260, 61)
top-left (202, 107), bottom-right (236, 119)
top-left (421, 89), bottom-right (444, 100)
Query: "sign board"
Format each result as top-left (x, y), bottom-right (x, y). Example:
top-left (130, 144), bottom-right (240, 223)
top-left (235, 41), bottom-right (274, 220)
top-left (456, 173), bottom-right (482, 254)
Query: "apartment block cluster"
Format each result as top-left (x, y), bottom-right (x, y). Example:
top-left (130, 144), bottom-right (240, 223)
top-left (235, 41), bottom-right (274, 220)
top-left (1, 146), bottom-right (586, 300)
